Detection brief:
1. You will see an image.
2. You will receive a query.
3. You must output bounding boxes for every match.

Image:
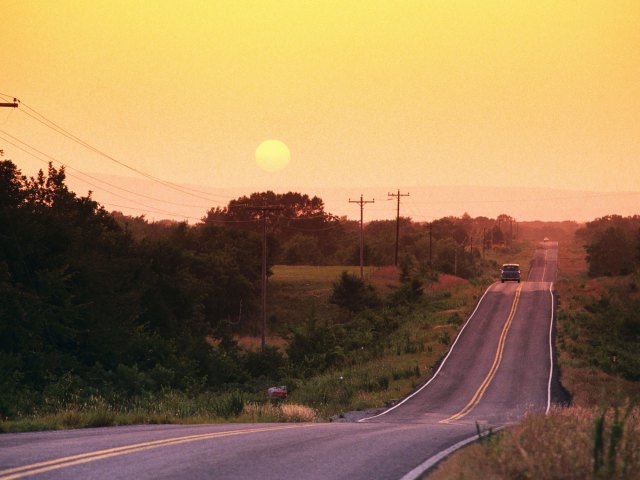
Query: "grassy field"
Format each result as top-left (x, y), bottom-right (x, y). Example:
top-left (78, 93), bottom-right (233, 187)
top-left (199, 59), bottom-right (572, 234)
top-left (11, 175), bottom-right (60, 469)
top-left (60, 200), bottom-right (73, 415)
top-left (271, 265), bottom-right (378, 283)
top-left (264, 265), bottom-right (381, 337)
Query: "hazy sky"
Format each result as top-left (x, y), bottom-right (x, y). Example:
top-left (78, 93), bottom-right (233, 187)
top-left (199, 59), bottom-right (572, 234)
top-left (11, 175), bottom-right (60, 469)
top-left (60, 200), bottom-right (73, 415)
top-left (1, 1), bottom-right (639, 220)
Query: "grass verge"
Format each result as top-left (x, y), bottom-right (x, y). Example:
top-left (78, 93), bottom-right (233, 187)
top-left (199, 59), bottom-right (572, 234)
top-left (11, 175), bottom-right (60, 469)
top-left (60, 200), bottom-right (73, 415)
top-left (0, 390), bottom-right (318, 433)
top-left (430, 405), bottom-right (640, 480)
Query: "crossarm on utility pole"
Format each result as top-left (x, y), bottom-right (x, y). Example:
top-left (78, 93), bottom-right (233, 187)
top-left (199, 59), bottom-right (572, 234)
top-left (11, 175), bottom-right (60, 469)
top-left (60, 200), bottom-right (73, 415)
top-left (0, 97), bottom-right (19, 108)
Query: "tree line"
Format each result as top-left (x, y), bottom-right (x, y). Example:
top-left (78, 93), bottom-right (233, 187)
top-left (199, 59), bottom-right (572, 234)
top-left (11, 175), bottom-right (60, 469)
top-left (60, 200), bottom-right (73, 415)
top-left (576, 215), bottom-right (640, 277)
top-left (1, 161), bottom-right (265, 416)
top-left (132, 193), bottom-right (519, 279)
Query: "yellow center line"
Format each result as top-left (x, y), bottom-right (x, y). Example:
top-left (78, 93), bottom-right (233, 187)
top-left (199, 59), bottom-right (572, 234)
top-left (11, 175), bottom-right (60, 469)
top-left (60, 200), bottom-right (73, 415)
top-left (439, 283), bottom-right (523, 424)
top-left (541, 248), bottom-right (548, 281)
top-left (0, 424), bottom-right (313, 480)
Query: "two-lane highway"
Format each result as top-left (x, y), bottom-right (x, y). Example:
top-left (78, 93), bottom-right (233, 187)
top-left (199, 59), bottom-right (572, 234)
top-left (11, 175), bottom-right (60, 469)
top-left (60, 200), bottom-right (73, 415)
top-left (0, 243), bottom-right (562, 480)
top-left (361, 242), bottom-right (558, 428)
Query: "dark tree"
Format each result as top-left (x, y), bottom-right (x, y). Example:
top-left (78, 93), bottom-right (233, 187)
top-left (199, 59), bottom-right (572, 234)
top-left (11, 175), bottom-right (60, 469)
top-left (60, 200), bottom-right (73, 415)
top-left (330, 271), bottom-right (379, 317)
top-left (586, 226), bottom-right (636, 276)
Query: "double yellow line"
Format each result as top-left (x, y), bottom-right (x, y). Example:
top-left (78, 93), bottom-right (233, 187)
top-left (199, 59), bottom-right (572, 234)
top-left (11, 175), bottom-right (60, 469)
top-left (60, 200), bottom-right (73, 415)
top-left (0, 424), bottom-right (309, 480)
top-left (440, 283), bottom-right (523, 424)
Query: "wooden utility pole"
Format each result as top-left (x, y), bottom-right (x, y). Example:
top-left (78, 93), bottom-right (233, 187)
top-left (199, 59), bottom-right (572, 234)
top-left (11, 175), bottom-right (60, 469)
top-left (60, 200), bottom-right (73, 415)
top-left (349, 195), bottom-right (375, 279)
top-left (509, 218), bottom-right (513, 247)
top-left (235, 202), bottom-right (282, 351)
top-left (482, 228), bottom-right (486, 259)
top-left (429, 222), bottom-right (433, 266)
top-left (454, 247), bottom-right (458, 276)
top-left (388, 189), bottom-right (409, 266)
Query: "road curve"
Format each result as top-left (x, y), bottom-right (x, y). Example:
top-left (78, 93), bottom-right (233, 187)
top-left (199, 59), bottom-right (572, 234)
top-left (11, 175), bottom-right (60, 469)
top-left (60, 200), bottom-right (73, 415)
top-left (0, 243), bottom-right (562, 480)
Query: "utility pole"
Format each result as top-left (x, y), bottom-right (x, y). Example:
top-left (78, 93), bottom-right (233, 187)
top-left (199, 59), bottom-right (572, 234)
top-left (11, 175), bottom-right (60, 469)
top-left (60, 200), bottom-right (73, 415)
top-left (429, 222), bottom-right (433, 267)
top-left (388, 189), bottom-right (409, 266)
top-left (482, 228), bottom-right (486, 259)
top-left (235, 202), bottom-right (283, 351)
top-left (509, 218), bottom-right (513, 248)
top-left (454, 247), bottom-right (458, 276)
top-left (349, 194), bottom-right (375, 279)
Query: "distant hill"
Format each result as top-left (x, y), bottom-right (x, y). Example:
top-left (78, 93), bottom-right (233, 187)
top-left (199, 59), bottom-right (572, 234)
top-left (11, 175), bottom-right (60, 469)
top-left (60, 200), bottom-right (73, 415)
top-left (65, 174), bottom-right (640, 223)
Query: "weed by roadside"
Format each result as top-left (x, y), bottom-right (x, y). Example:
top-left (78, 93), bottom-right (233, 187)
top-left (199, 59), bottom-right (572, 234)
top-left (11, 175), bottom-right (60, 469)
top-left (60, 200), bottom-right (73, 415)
top-left (241, 402), bottom-right (317, 423)
top-left (430, 405), bottom-right (640, 480)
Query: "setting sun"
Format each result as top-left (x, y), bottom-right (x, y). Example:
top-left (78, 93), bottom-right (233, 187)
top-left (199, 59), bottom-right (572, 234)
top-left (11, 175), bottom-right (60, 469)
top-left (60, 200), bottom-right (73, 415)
top-left (255, 139), bottom-right (291, 173)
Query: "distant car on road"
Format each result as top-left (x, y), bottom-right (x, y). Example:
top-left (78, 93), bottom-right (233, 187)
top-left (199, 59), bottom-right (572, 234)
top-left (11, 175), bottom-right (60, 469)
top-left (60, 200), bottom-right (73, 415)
top-left (543, 237), bottom-right (549, 242)
top-left (501, 264), bottom-right (521, 283)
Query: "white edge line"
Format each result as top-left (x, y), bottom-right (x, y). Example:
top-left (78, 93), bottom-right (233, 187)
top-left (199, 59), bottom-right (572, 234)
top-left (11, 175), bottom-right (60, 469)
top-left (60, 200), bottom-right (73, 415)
top-left (358, 283), bottom-right (496, 422)
top-left (546, 281), bottom-right (555, 414)
top-left (398, 426), bottom-right (506, 480)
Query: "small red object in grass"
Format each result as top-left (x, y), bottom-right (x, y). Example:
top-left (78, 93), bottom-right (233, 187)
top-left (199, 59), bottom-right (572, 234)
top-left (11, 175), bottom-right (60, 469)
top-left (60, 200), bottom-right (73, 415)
top-left (268, 386), bottom-right (288, 399)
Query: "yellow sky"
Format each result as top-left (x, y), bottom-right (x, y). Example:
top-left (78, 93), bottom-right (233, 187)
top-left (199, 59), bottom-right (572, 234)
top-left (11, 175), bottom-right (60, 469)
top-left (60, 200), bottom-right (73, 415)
top-left (1, 0), bottom-right (639, 219)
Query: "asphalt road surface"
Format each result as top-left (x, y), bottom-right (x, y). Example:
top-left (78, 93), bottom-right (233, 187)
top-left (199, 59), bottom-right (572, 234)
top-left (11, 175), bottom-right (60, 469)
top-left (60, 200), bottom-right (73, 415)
top-left (0, 242), bottom-right (561, 480)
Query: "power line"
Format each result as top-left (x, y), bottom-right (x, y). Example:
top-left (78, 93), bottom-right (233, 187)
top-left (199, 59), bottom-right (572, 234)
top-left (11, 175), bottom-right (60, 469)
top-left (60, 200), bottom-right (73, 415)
top-left (7, 97), bottom-right (233, 202)
top-left (0, 133), bottom-right (266, 224)
top-left (18, 107), bottom-right (226, 202)
top-left (100, 202), bottom-right (203, 222)
top-left (0, 129), bottom-right (216, 210)
top-left (407, 190), bottom-right (640, 205)
top-left (283, 221), bottom-right (344, 233)
top-left (0, 136), bottom-right (200, 219)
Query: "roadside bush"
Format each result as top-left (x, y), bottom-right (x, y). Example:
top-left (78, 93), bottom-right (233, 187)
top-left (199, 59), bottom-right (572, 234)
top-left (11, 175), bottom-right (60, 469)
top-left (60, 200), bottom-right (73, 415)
top-left (330, 271), bottom-right (380, 316)
top-left (290, 374), bottom-right (355, 414)
top-left (243, 345), bottom-right (286, 380)
top-left (388, 277), bottom-right (424, 305)
top-left (286, 317), bottom-right (345, 376)
top-left (566, 290), bottom-right (640, 381)
top-left (211, 391), bottom-right (245, 418)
